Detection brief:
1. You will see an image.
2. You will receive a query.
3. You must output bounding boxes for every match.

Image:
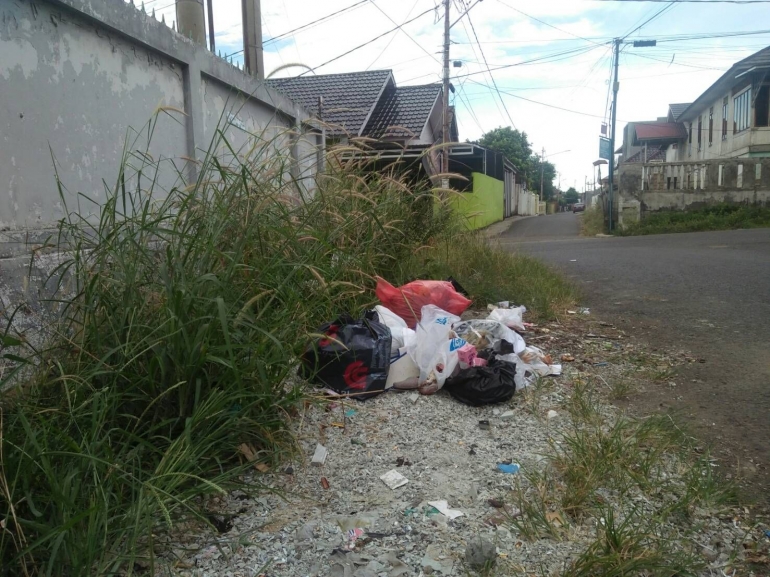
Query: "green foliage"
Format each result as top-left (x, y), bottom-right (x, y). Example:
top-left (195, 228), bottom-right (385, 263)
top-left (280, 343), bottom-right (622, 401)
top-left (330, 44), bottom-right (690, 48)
top-left (0, 113), bottom-right (577, 575)
top-left (473, 126), bottom-right (558, 200)
top-left (616, 203), bottom-right (770, 236)
top-left (564, 187), bottom-right (579, 204)
top-left (580, 205), bottom-right (605, 236)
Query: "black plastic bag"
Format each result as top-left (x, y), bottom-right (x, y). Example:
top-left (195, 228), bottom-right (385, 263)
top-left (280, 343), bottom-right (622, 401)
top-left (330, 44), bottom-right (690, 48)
top-left (300, 312), bottom-right (392, 400)
top-left (443, 357), bottom-right (517, 406)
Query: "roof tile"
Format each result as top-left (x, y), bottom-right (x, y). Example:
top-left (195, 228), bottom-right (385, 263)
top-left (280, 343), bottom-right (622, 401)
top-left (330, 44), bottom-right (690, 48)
top-left (363, 84), bottom-right (441, 139)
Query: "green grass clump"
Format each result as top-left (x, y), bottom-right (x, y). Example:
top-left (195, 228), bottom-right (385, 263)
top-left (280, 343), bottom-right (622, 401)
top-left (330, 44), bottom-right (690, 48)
top-left (580, 205), bottom-right (606, 236)
top-left (0, 113), bottom-right (575, 575)
top-left (616, 203), bottom-right (770, 236)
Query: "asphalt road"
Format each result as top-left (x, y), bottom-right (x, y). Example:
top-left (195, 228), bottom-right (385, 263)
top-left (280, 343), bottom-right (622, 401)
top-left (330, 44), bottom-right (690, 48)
top-left (499, 213), bottom-right (770, 499)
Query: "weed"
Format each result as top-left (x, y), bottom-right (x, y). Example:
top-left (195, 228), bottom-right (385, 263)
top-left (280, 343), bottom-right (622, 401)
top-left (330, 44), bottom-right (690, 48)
top-left (615, 203), bottom-right (770, 236)
top-left (508, 469), bottom-right (565, 541)
top-left (565, 507), bottom-right (704, 576)
top-left (580, 205), bottom-right (605, 236)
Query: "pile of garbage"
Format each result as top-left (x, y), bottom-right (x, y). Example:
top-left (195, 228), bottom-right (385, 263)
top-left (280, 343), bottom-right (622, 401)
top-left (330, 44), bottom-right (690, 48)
top-left (300, 277), bottom-right (561, 406)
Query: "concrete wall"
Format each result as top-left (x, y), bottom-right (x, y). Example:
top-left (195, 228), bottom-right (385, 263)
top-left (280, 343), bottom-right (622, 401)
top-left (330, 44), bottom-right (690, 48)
top-left (616, 158), bottom-right (770, 226)
top-left (449, 172), bottom-right (504, 230)
top-left (0, 0), bottom-right (319, 247)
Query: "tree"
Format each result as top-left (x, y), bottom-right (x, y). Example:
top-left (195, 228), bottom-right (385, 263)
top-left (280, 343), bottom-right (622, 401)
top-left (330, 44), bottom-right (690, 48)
top-left (564, 187), bottom-right (579, 204)
top-left (474, 126), bottom-right (558, 200)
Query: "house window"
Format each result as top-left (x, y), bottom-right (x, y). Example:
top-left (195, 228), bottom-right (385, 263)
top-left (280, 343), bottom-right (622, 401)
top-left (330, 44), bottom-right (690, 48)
top-left (734, 88), bottom-right (751, 133)
top-left (697, 116), bottom-right (702, 151)
top-left (756, 85), bottom-right (769, 128)
top-left (708, 107), bottom-right (713, 145)
top-left (722, 97), bottom-right (728, 140)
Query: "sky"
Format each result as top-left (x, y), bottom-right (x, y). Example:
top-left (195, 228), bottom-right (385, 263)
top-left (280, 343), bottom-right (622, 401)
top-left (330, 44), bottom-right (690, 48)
top-left (140, 0), bottom-right (770, 191)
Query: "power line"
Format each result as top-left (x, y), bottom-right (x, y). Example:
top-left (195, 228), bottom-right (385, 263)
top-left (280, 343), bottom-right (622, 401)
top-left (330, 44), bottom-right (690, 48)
top-left (623, 1), bottom-right (677, 39)
top-left (452, 44), bottom-right (606, 79)
top-left (296, 5), bottom-right (439, 75)
top-left (624, 50), bottom-right (726, 70)
top-left (366, 0), bottom-right (439, 70)
top-left (494, 0), bottom-right (606, 47)
top-left (463, 1), bottom-right (517, 128)
top-left (458, 17), bottom-right (508, 122)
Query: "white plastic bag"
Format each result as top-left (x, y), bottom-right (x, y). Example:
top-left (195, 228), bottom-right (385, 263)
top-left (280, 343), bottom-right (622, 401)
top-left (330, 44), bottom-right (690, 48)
top-left (375, 305), bottom-right (416, 353)
top-left (452, 319), bottom-right (526, 355)
top-left (407, 305), bottom-right (465, 393)
top-left (487, 306), bottom-right (527, 332)
top-left (500, 346), bottom-right (562, 390)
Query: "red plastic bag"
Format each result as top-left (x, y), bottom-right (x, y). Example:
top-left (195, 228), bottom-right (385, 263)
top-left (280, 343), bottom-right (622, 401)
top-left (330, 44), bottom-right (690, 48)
top-left (375, 277), bottom-right (472, 328)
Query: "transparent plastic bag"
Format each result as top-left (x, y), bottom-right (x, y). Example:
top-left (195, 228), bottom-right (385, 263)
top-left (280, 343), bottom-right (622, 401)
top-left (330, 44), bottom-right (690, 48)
top-left (487, 306), bottom-right (527, 332)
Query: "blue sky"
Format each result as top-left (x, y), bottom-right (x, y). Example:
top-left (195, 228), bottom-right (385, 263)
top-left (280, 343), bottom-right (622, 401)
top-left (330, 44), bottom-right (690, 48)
top-left (142, 0), bottom-right (770, 189)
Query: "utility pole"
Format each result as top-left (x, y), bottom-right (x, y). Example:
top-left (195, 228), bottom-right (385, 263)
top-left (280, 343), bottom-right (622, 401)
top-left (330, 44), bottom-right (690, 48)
top-left (242, 0), bottom-right (265, 79)
top-left (176, 0), bottom-right (206, 46)
top-left (442, 0), bottom-right (451, 179)
top-left (539, 147), bottom-right (545, 202)
top-left (608, 38), bottom-right (620, 232)
top-left (206, 0), bottom-right (215, 52)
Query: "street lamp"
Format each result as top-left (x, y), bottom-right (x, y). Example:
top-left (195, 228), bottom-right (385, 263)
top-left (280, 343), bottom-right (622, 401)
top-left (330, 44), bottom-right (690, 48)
top-left (539, 149), bottom-right (571, 202)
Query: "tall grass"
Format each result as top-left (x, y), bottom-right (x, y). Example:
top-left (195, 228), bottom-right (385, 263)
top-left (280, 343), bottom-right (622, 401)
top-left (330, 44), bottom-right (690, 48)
top-left (0, 114), bottom-right (574, 575)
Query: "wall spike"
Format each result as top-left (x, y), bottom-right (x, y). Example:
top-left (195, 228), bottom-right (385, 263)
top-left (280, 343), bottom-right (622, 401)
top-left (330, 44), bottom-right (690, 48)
top-left (151, 8), bottom-right (155, 18)
top-left (161, 13), bottom-right (166, 24)
top-left (141, 2), bottom-right (146, 14)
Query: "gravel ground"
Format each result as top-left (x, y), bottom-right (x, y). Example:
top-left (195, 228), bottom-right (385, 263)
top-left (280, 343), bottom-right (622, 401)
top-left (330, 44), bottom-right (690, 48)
top-left (158, 317), bottom-right (767, 577)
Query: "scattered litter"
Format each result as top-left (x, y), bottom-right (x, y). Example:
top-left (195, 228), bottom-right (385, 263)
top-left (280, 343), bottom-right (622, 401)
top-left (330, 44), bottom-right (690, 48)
top-left (567, 310), bottom-right (576, 315)
top-left (764, 529), bottom-right (770, 539)
top-left (500, 410), bottom-right (515, 420)
top-left (375, 277), bottom-right (471, 328)
top-left (343, 528), bottom-right (365, 550)
top-left (283, 466), bottom-right (294, 475)
top-left (395, 457), bottom-right (412, 467)
top-left (320, 477), bottom-right (330, 490)
top-left (569, 259), bottom-right (577, 262)
top-left (408, 392), bottom-right (419, 403)
top-left (478, 420), bottom-right (490, 431)
top-left (457, 342), bottom-right (479, 369)
top-left (254, 463), bottom-right (269, 473)
top-left (593, 362), bottom-right (609, 367)
top-left (546, 511), bottom-right (565, 527)
top-left (380, 469), bottom-right (409, 490)
top-left (344, 409), bottom-right (357, 417)
top-left (311, 444), bottom-right (328, 466)
top-left (427, 500), bottom-right (464, 520)
top-left (561, 354), bottom-right (575, 362)
top-left (578, 307), bottom-right (590, 315)
top-left (497, 463), bottom-right (520, 474)
top-left (547, 410), bottom-right (559, 420)
top-left (351, 438), bottom-right (366, 446)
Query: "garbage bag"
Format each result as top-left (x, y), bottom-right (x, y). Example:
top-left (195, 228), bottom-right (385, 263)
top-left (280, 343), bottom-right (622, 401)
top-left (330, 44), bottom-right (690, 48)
top-left (444, 356), bottom-right (517, 406)
top-left (375, 277), bottom-right (472, 329)
top-left (487, 305), bottom-right (527, 332)
top-left (300, 312), bottom-right (391, 400)
top-left (374, 305), bottom-right (416, 353)
top-left (452, 319), bottom-right (526, 354)
top-left (407, 305), bottom-right (466, 394)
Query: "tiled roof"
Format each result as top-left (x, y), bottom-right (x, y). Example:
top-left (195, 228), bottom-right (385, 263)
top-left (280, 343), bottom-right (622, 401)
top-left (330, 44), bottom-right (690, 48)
top-left (363, 84), bottom-right (441, 139)
top-left (266, 70), bottom-right (392, 136)
top-left (668, 103), bottom-right (691, 121)
top-left (635, 122), bottom-right (688, 140)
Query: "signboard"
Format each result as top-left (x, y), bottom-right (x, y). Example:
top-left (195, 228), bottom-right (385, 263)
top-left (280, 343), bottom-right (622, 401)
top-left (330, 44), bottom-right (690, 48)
top-left (599, 137), bottom-right (612, 161)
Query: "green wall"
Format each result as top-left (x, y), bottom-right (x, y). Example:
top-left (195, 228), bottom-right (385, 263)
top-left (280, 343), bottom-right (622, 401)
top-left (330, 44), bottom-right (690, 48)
top-left (448, 172), bottom-right (504, 230)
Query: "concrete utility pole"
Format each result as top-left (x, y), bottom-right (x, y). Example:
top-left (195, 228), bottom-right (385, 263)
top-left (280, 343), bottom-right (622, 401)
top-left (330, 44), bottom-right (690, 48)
top-left (539, 147), bottom-right (545, 202)
top-left (242, 0), bottom-right (265, 79)
top-left (442, 0), bottom-right (451, 177)
top-left (176, 0), bottom-right (206, 46)
top-left (206, 0), bottom-right (215, 52)
top-left (608, 38), bottom-right (620, 232)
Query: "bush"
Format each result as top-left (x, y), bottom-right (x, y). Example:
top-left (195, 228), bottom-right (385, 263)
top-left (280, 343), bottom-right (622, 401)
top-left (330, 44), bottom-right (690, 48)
top-left (0, 116), bottom-right (574, 575)
top-left (616, 204), bottom-right (770, 236)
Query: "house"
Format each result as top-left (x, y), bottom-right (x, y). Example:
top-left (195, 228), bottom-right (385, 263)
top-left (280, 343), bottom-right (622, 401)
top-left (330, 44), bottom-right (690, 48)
top-left (266, 70), bottom-right (457, 149)
top-left (612, 46), bottom-right (770, 227)
top-left (672, 46), bottom-right (770, 162)
top-left (268, 69), bottom-right (529, 227)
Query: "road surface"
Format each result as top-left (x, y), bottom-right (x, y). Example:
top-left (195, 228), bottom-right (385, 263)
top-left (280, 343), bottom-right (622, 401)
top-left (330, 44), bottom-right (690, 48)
top-left (499, 213), bottom-right (770, 499)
